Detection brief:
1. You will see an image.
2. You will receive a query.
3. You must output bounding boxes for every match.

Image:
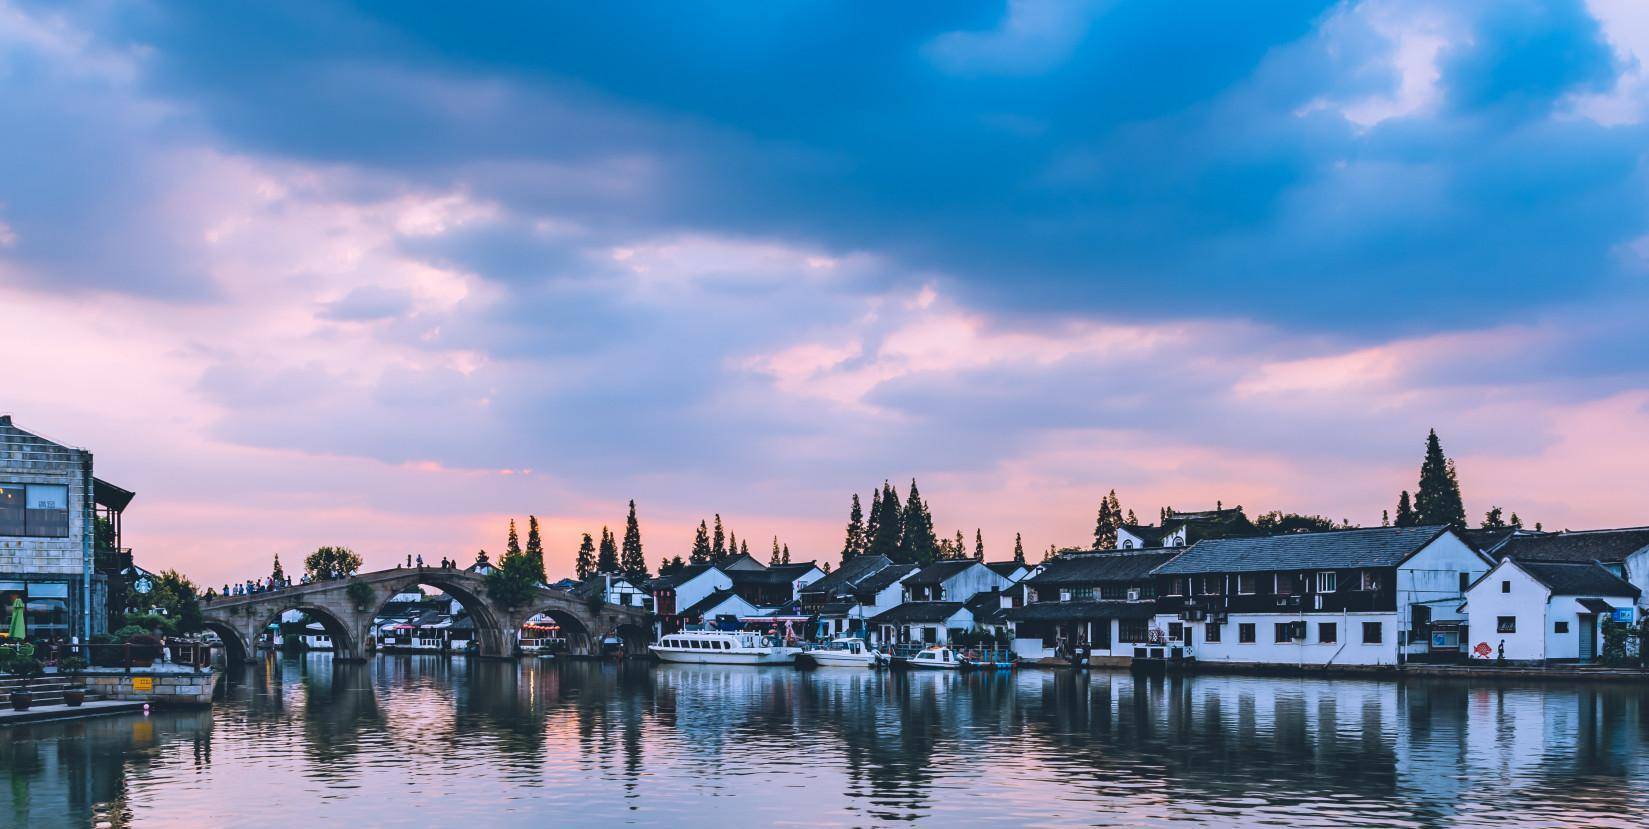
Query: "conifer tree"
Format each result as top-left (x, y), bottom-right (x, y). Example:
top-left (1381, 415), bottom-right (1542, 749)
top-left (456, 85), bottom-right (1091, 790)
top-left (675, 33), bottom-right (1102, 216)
top-left (525, 515), bottom-right (546, 583)
top-left (1482, 506), bottom-right (1506, 529)
top-left (740, 539), bottom-right (750, 557)
top-left (781, 543), bottom-right (791, 565)
top-left (711, 514), bottom-right (727, 562)
top-left (474, 549), bottom-right (490, 570)
top-left (1394, 491), bottom-right (1416, 527)
top-left (1382, 510), bottom-right (1390, 527)
top-left (1013, 533), bottom-right (1025, 564)
top-left (865, 488), bottom-right (882, 555)
top-left (770, 536), bottom-right (782, 566)
top-left (271, 554), bottom-right (285, 585)
top-left (728, 530), bottom-right (739, 562)
top-left (897, 479), bottom-right (938, 565)
top-left (575, 533), bottom-right (597, 581)
top-left (868, 481), bottom-right (903, 560)
top-left (974, 529), bottom-right (985, 561)
top-left (597, 526), bottom-right (620, 573)
top-left (841, 493), bottom-right (866, 563)
top-left (1125, 509), bottom-right (1138, 526)
top-left (689, 520), bottom-right (711, 564)
top-left (506, 519), bottom-right (522, 560)
top-left (1509, 512), bottom-right (1523, 529)
top-left (1044, 544), bottom-right (1055, 562)
top-left (1414, 429), bottom-right (1466, 526)
top-left (620, 500), bottom-right (647, 584)
top-left (952, 530), bottom-right (967, 560)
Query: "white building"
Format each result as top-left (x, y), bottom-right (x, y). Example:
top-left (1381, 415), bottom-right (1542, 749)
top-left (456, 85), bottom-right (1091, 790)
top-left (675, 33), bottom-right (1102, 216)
top-left (870, 602), bottom-right (973, 646)
top-left (650, 564), bottom-right (733, 635)
top-left (901, 560), bottom-right (1011, 603)
top-left (1153, 525), bottom-right (1491, 668)
top-left (1463, 558), bottom-right (1641, 663)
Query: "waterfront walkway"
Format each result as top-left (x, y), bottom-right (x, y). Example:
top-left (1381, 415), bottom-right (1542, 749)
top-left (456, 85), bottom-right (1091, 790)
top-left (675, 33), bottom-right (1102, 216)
top-left (0, 700), bottom-right (147, 727)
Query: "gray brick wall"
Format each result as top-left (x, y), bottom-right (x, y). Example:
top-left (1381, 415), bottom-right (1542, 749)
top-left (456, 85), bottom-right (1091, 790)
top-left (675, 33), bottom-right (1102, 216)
top-left (0, 416), bottom-right (90, 577)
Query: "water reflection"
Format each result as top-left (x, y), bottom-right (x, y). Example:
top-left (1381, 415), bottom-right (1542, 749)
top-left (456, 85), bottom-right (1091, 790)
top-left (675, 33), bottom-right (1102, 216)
top-left (6, 657), bottom-right (1649, 828)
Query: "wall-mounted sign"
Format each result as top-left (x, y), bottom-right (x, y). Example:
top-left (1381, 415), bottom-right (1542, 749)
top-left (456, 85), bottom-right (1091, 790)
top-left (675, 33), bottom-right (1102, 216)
top-left (131, 676), bottom-right (154, 692)
top-left (134, 577), bottom-right (153, 595)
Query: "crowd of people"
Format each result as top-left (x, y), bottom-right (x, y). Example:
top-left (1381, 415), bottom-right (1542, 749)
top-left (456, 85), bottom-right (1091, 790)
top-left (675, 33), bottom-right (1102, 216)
top-left (202, 554), bottom-right (473, 601)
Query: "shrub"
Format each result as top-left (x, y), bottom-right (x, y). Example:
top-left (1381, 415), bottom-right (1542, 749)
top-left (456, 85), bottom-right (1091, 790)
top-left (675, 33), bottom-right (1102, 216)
top-left (126, 634), bottom-right (163, 663)
top-left (346, 581), bottom-right (375, 610)
top-left (112, 624), bottom-right (151, 642)
top-left (56, 656), bottom-right (88, 675)
top-left (2, 656), bottom-right (43, 681)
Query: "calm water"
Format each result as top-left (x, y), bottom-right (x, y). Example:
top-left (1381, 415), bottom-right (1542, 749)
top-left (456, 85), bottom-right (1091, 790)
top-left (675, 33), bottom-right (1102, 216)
top-left (5, 656), bottom-right (1649, 828)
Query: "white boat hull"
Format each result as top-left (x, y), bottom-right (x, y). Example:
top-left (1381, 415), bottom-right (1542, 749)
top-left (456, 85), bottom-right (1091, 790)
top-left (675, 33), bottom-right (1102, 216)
top-left (808, 651), bottom-right (876, 668)
top-left (652, 647), bottom-right (799, 665)
top-left (905, 660), bottom-right (959, 670)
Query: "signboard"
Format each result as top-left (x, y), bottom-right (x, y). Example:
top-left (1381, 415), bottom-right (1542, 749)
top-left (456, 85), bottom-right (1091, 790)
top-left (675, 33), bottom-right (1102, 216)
top-left (131, 677), bottom-right (154, 692)
top-left (1613, 608), bottom-right (1634, 624)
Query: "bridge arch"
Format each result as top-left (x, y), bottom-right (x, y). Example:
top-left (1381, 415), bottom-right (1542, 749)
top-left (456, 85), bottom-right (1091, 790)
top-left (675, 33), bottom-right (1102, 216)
top-left (373, 573), bottom-right (508, 658)
top-left (203, 618), bottom-right (252, 665)
top-left (254, 602), bottom-right (363, 661)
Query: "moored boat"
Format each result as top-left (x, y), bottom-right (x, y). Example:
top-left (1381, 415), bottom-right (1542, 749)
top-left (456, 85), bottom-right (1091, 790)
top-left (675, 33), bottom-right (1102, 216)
top-left (801, 637), bottom-right (876, 668)
top-left (651, 630), bottom-right (800, 665)
top-left (905, 645), bottom-right (960, 670)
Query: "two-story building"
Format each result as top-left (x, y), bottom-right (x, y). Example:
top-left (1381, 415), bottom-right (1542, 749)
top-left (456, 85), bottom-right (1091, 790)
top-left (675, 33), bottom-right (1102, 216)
top-left (1495, 527), bottom-right (1649, 598)
top-left (1, 415), bottom-right (137, 641)
top-left (1152, 525), bottom-right (1491, 667)
top-left (728, 561), bottom-right (825, 609)
top-left (1005, 550), bottom-right (1177, 664)
top-left (1463, 558), bottom-right (1640, 664)
top-left (900, 560), bottom-right (1011, 603)
top-left (650, 564), bottom-right (732, 636)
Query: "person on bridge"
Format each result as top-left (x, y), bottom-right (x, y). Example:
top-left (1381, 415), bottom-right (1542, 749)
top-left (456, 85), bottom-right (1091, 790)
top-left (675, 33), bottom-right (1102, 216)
top-left (416, 554), bottom-right (424, 567)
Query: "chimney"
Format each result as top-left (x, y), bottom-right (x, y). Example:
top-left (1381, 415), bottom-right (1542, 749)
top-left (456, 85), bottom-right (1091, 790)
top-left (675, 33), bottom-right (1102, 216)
top-left (0, 415), bottom-right (10, 427)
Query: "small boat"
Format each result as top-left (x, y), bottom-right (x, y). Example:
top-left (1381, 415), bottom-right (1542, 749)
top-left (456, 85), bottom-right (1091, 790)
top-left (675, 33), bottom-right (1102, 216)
top-left (905, 645), bottom-right (961, 670)
top-left (959, 647), bottom-right (1018, 671)
top-left (651, 630), bottom-right (800, 665)
top-left (801, 637), bottom-right (876, 668)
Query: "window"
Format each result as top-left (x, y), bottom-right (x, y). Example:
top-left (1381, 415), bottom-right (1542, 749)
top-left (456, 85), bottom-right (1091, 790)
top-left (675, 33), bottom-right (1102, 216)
top-left (1072, 587), bottom-right (1093, 601)
top-left (1118, 619), bottom-right (1149, 643)
top-left (1236, 574), bottom-right (1259, 595)
top-left (1275, 623), bottom-right (1293, 643)
top-left (1238, 623), bottom-right (1256, 643)
top-left (1166, 578), bottom-right (1187, 596)
top-left (1497, 616), bottom-right (1517, 634)
top-left (1500, 580), bottom-right (1511, 594)
top-left (1168, 622), bottom-right (1184, 641)
top-left (1361, 570), bottom-right (1382, 591)
top-left (1122, 539), bottom-right (1134, 549)
top-left (1200, 576), bottom-right (1223, 595)
top-left (0, 483), bottom-right (69, 538)
top-left (1173, 537), bottom-right (1186, 547)
top-left (1204, 623), bottom-right (1222, 643)
top-left (1362, 622), bottom-right (1383, 644)
top-left (1459, 572), bottom-right (1471, 592)
top-left (1274, 574), bottom-right (1296, 595)
top-left (1318, 622), bottom-right (1337, 643)
top-left (1099, 584), bottom-right (1127, 600)
top-left (1316, 572), bottom-right (1337, 593)
top-left (1554, 621), bottom-right (1569, 634)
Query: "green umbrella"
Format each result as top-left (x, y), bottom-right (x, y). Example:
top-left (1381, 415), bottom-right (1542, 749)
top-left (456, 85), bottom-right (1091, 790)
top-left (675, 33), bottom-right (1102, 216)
top-left (7, 597), bottom-right (24, 641)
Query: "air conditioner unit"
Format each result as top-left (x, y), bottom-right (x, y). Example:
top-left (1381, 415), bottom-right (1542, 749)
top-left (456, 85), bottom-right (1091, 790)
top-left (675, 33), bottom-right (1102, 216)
top-left (1284, 595), bottom-right (1302, 608)
top-left (1211, 612), bottom-right (1228, 624)
top-left (1313, 595), bottom-right (1324, 611)
top-left (1127, 588), bottom-right (1141, 601)
top-left (1184, 609), bottom-right (1206, 622)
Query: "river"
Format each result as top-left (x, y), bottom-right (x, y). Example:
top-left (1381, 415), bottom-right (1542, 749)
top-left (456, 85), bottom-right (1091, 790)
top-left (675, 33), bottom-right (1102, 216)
top-left (4, 655), bottom-right (1649, 828)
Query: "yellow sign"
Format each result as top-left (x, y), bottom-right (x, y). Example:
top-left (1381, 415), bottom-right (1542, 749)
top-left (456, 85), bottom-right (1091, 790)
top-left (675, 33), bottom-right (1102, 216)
top-left (131, 677), bottom-right (153, 692)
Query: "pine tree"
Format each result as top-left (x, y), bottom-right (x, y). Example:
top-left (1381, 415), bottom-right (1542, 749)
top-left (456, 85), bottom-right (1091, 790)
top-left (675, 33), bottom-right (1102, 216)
top-left (270, 554), bottom-right (285, 585)
top-left (770, 536), bottom-right (782, 566)
top-left (868, 481), bottom-right (903, 560)
top-left (897, 480), bottom-right (938, 565)
top-left (1093, 489), bottom-right (1122, 549)
top-left (597, 526), bottom-right (620, 573)
top-left (841, 493), bottom-right (866, 563)
top-left (728, 531), bottom-right (739, 562)
top-left (1414, 429), bottom-right (1466, 526)
top-left (1043, 544), bottom-right (1055, 562)
top-left (1126, 509), bottom-right (1138, 526)
top-left (575, 533), bottom-right (597, 580)
top-left (781, 543), bottom-right (791, 565)
top-left (525, 515), bottom-right (546, 583)
top-left (1482, 506), bottom-right (1506, 529)
top-left (953, 530), bottom-right (967, 560)
top-left (1382, 510), bottom-right (1390, 527)
top-left (974, 529), bottom-right (985, 561)
top-left (506, 519), bottom-right (522, 560)
top-left (1394, 491), bottom-right (1416, 527)
top-left (689, 520), bottom-right (711, 564)
top-left (474, 549), bottom-right (490, 570)
top-left (865, 488), bottom-right (882, 555)
top-left (1509, 512), bottom-right (1523, 529)
top-left (1013, 533), bottom-right (1025, 564)
top-left (620, 500), bottom-right (647, 584)
top-left (740, 539), bottom-right (750, 557)
top-left (711, 514), bottom-right (727, 562)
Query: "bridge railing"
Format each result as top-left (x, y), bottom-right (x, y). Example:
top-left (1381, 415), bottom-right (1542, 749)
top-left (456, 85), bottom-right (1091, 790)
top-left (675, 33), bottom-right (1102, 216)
top-left (29, 639), bottom-right (217, 672)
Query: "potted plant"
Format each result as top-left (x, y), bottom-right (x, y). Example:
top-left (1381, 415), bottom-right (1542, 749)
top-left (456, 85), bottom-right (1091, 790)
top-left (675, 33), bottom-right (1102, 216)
top-left (57, 656), bottom-right (88, 707)
top-left (125, 634), bottom-right (163, 668)
top-left (4, 654), bottom-right (43, 711)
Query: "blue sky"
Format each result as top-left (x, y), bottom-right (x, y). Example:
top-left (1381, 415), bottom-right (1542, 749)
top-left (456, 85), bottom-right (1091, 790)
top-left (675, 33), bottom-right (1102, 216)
top-left (2, 1), bottom-right (1647, 583)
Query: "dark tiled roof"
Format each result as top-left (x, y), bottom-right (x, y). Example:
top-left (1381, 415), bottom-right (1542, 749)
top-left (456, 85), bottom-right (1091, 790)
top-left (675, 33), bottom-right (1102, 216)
top-left (964, 591), bottom-right (1007, 624)
top-left (869, 601), bottom-right (968, 625)
top-left (902, 560), bottom-right (980, 587)
top-left (1459, 527), bottom-right (1524, 554)
top-left (818, 601), bottom-right (855, 617)
top-left (728, 566), bottom-right (815, 587)
top-left (1027, 550), bottom-right (1182, 586)
top-left (803, 555), bottom-right (893, 596)
top-left (1500, 528), bottom-right (1649, 565)
top-left (854, 565), bottom-right (918, 599)
top-left (1518, 561), bottom-right (1641, 598)
top-left (1162, 507), bottom-right (1261, 544)
top-left (984, 561), bottom-right (1026, 579)
top-left (1153, 525), bottom-right (1454, 575)
top-left (679, 588), bottom-right (750, 618)
top-left (648, 564), bottom-right (719, 590)
top-left (1119, 524), bottom-right (1169, 545)
top-left (1004, 601), bottom-right (1158, 622)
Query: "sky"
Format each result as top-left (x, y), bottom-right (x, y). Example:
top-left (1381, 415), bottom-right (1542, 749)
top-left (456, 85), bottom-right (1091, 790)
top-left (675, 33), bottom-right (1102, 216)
top-left (3, 0), bottom-right (1649, 587)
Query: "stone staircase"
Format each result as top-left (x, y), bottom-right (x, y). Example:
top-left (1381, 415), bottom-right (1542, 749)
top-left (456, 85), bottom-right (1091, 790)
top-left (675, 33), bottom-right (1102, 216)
top-left (0, 676), bottom-right (87, 707)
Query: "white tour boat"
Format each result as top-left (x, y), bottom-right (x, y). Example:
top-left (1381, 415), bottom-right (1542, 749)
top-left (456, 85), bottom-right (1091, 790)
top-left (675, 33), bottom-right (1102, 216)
top-left (804, 637), bottom-right (876, 668)
top-left (905, 645), bottom-right (960, 670)
top-left (651, 630), bottom-right (800, 665)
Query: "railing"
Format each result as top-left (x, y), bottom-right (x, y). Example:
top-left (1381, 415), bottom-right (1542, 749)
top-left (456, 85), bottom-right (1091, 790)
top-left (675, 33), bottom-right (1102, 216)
top-left (23, 639), bottom-right (216, 671)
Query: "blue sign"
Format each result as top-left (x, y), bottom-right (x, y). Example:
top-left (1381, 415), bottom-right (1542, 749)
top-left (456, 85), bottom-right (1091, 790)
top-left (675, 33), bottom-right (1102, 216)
top-left (1612, 608), bottom-right (1634, 624)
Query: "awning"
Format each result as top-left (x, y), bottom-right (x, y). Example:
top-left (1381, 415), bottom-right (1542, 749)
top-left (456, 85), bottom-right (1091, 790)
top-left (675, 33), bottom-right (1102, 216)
top-left (94, 478), bottom-right (136, 511)
top-left (1577, 598), bottom-right (1617, 615)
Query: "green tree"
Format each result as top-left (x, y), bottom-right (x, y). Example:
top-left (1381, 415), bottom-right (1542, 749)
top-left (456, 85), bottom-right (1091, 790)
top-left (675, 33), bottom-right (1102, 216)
top-left (1125, 509), bottom-right (1138, 526)
top-left (739, 539), bottom-right (750, 557)
top-left (974, 529), bottom-right (985, 561)
top-left (689, 521), bottom-right (711, 564)
top-left (727, 530), bottom-right (739, 562)
top-left (1482, 506), bottom-right (1507, 529)
top-left (841, 493), bottom-right (866, 563)
top-left (1394, 490), bottom-right (1416, 527)
top-left (781, 543), bottom-right (791, 565)
top-left (865, 488), bottom-right (882, 556)
top-left (868, 481), bottom-right (904, 560)
top-left (770, 536), bottom-right (782, 566)
top-left (525, 515), bottom-right (547, 583)
top-left (711, 513), bottom-right (727, 562)
top-left (506, 519), bottom-right (523, 560)
top-left (144, 569), bottom-right (204, 633)
top-left (304, 546), bottom-right (362, 581)
top-left (1509, 512), bottom-right (1524, 529)
top-left (270, 554), bottom-right (286, 585)
top-left (485, 545), bottom-right (540, 610)
top-left (474, 549), bottom-right (490, 570)
top-left (597, 526), bottom-right (620, 573)
top-left (1013, 533), bottom-right (1025, 564)
top-left (1254, 511), bottom-right (1341, 535)
top-left (953, 530), bottom-right (968, 560)
top-left (897, 479), bottom-right (938, 565)
top-left (1093, 489), bottom-right (1122, 550)
top-left (574, 533), bottom-right (597, 581)
top-left (620, 500), bottom-right (647, 584)
top-left (1413, 429), bottom-right (1466, 526)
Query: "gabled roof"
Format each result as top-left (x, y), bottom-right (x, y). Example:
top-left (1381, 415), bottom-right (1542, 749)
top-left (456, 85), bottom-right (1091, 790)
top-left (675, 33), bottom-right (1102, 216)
top-left (719, 553), bottom-right (767, 571)
top-left (1516, 560), bottom-right (1641, 598)
top-left (869, 601), bottom-right (968, 625)
top-left (1027, 550), bottom-right (1181, 586)
top-left (729, 563), bottom-right (819, 587)
top-left (1118, 524), bottom-right (1169, 545)
top-left (853, 564), bottom-right (918, 599)
top-left (963, 591), bottom-right (1006, 625)
top-left (1153, 525), bottom-right (1453, 575)
top-left (1004, 600), bottom-right (1158, 623)
top-left (802, 555), bottom-right (893, 596)
top-left (680, 588), bottom-right (756, 618)
top-left (902, 560), bottom-right (982, 587)
top-left (984, 561), bottom-right (1027, 580)
top-left (1499, 528), bottom-right (1649, 565)
top-left (1459, 527), bottom-right (1529, 555)
top-left (649, 563), bottom-right (719, 590)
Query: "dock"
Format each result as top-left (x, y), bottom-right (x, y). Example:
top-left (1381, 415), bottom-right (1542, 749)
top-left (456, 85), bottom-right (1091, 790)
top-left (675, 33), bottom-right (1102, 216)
top-left (0, 700), bottom-right (148, 727)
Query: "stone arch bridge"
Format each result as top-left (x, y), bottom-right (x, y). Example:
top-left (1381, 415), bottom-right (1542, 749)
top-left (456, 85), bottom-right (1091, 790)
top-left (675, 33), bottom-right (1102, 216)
top-left (201, 567), bottom-right (650, 663)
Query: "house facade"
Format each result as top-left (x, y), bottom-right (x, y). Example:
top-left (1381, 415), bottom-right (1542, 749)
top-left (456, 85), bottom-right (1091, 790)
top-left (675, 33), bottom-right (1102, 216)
top-left (1463, 558), bottom-right (1641, 663)
top-left (1153, 525), bottom-right (1491, 667)
top-left (650, 564), bottom-right (732, 635)
top-left (901, 560), bottom-right (1011, 603)
top-left (1497, 527), bottom-right (1649, 598)
top-left (869, 602), bottom-right (973, 645)
top-left (1005, 550), bottom-right (1178, 664)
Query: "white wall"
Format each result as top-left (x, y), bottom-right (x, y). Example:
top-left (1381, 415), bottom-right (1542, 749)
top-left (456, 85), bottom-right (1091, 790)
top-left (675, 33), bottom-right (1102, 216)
top-left (1464, 561), bottom-right (1548, 661)
top-left (939, 564), bottom-right (1011, 602)
top-left (676, 569), bottom-right (733, 612)
top-left (790, 567), bottom-right (826, 601)
top-left (1623, 548), bottom-right (1649, 600)
top-left (1168, 612), bottom-right (1399, 666)
top-left (1396, 531), bottom-right (1492, 650)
